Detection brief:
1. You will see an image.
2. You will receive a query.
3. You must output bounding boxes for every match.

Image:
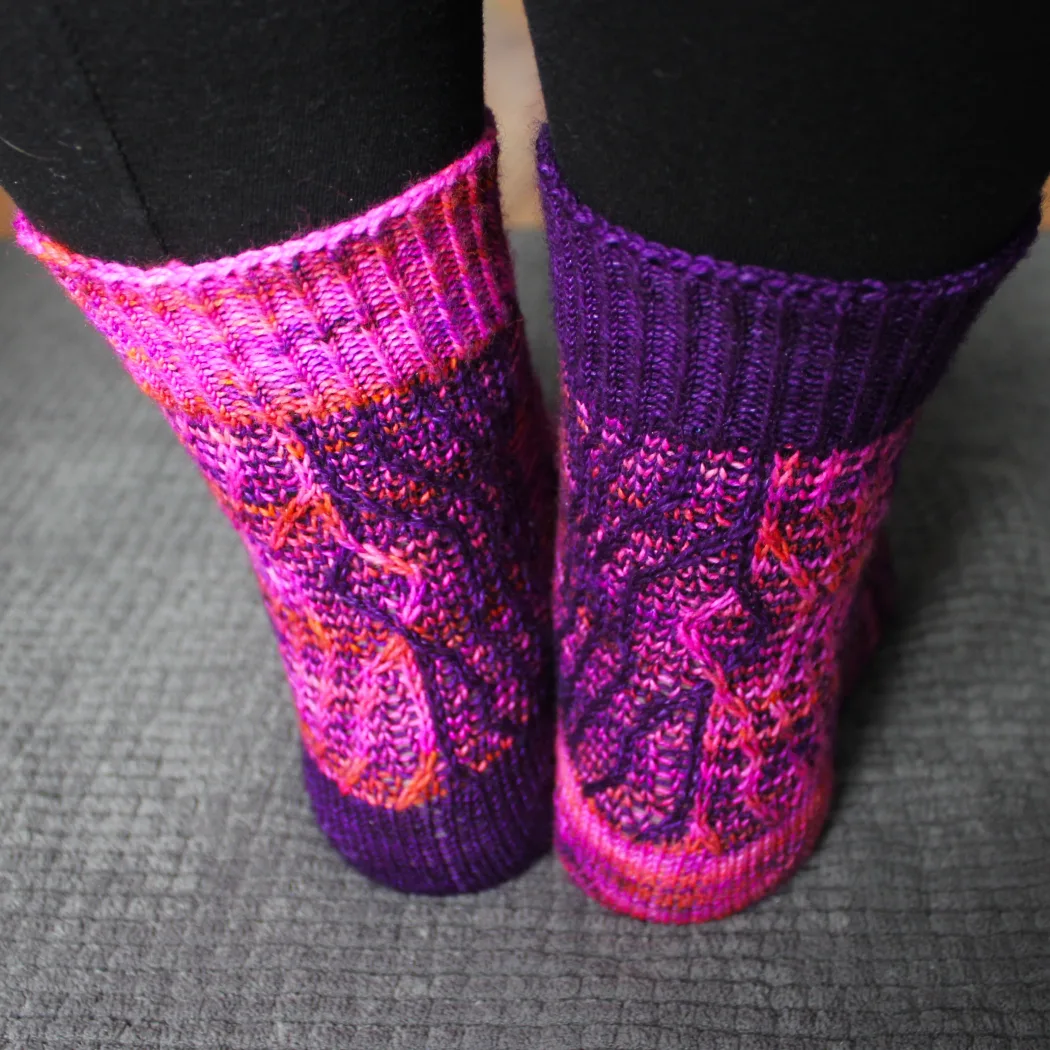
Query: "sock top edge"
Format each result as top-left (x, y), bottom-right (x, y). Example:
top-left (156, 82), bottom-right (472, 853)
top-left (537, 124), bottom-right (1036, 451)
top-left (16, 119), bottom-right (500, 288)
top-left (535, 125), bottom-right (1038, 298)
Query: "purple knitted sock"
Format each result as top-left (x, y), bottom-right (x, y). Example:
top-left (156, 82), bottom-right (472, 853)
top-left (18, 126), bottom-right (556, 895)
top-left (538, 128), bottom-right (1035, 923)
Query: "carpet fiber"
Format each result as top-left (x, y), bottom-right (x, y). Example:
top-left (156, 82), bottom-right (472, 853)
top-left (1, 232), bottom-right (1048, 1049)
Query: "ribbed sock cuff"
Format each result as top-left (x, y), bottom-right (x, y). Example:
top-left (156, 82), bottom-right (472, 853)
top-left (537, 126), bottom-right (1037, 454)
top-left (16, 121), bottom-right (517, 427)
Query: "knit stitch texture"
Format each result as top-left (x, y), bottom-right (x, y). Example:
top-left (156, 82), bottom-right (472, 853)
top-left (17, 125), bottom-right (557, 894)
top-left (538, 127), bottom-right (1035, 922)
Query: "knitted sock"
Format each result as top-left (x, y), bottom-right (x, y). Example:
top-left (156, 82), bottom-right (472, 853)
top-left (18, 126), bottom-right (557, 895)
top-left (537, 129), bottom-right (1035, 923)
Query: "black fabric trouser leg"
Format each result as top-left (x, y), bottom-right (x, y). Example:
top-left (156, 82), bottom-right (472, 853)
top-left (3, 1), bottom-right (1047, 279)
top-left (0, 0), bottom-right (483, 265)
top-left (524, 0), bottom-right (1049, 280)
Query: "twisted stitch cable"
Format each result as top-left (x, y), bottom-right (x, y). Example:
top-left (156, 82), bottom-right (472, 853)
top-left (537, 128), bottom-right (1035, 923)
top-left (17, 126), bottom-right (557, 895)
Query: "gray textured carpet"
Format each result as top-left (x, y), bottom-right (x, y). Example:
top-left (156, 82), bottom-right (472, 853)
top-left (1, 231), bottom-right (1048, 1050)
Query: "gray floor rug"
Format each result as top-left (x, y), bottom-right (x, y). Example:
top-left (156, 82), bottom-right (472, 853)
top-left (1, 231), bottom-right (1048, 1049)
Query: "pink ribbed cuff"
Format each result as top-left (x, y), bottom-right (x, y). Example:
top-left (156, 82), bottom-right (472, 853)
top-left (15, 123), bottom-right (516, 426)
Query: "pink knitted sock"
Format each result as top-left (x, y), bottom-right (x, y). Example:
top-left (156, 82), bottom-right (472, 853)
top-left (538, 128), bottom-right (1034, 922)
top-left (18, 125), bottom-right (557, 894)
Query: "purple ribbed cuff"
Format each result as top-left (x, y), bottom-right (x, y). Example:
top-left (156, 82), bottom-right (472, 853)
top-left (303, 715), bottom-right (554, 895)
top-left (537, 127), bottom-right (1037, 453)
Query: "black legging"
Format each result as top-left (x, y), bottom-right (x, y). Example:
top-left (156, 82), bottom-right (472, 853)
top-left (1, 1), bottom-right (1046, 279)
top-left (0, 1), bottom-right (485, 265)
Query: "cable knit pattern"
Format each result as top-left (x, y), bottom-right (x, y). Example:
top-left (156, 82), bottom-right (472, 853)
top-left (538, 127), bottom-right (1035, 922)
top-left (17, 126), bottom-right (557, 895)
